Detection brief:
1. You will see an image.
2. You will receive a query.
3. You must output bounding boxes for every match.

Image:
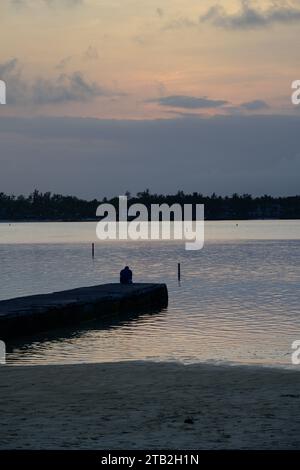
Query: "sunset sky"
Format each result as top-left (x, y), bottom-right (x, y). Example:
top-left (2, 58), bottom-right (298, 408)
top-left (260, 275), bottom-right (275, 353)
top-left (1, 0), bottom-right (300, 197)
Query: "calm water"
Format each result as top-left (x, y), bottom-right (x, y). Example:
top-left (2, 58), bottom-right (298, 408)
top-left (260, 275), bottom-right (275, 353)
top-left (0, 220), bottom-right (299, 367)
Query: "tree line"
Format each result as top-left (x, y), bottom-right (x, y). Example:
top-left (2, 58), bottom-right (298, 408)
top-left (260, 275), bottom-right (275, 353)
top-left (0, 189), bottom-right (299, 221)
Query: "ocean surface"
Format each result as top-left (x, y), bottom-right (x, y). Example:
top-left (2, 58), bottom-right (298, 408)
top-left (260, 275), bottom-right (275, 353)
top-left (0, 220), bottom-right (299, 367)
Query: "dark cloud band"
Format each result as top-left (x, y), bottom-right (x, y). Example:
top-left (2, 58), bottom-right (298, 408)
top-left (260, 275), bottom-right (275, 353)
top-left (200, 2), bottom-right (300, 30)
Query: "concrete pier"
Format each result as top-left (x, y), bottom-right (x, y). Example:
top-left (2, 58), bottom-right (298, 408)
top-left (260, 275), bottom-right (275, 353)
top-left (0, 283), bottom-right (168, 339)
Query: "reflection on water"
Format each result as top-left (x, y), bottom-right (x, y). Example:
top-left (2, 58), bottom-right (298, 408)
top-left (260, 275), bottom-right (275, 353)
top-left (0, 220), bottom-right (299, 367)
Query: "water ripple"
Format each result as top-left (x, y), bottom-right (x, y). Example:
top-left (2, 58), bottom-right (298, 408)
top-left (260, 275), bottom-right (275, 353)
top-left (1, 222), bottom-right (299, 368)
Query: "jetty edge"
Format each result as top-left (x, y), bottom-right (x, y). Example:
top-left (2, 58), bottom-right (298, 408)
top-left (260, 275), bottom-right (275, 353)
top-left (0, 283), bottom-right (168, 339)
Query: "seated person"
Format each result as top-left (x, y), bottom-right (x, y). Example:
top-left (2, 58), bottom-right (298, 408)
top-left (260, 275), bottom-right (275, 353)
top-left (120, 266), bottom-right (133, 284)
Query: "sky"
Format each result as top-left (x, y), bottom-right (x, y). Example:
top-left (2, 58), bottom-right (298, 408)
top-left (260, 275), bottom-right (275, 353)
top-left (0, 0), bottom-right (300, 198)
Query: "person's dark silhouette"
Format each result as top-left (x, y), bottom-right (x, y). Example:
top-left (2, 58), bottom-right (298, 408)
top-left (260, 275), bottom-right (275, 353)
top-left (120, 266), bottom-right (133, 284)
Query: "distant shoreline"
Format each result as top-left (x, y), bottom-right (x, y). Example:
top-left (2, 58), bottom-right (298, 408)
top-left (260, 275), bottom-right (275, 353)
top-left (1, 217), bottom-right (300, 223)
top-left (1, 191), bottom-right (300, 221)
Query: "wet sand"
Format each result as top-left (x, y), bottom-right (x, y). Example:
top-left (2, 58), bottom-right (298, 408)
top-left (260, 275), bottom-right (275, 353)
top-left (1, 361), bottom-right (300, 449)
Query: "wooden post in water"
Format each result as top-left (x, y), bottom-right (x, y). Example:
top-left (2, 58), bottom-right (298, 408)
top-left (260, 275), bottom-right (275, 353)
top-left (92, 243), bottom-right (95, 259)
top-left (178, 263), bottom-right (181, 281)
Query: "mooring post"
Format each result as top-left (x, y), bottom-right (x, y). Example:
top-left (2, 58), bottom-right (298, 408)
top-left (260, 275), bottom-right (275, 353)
top-left (178, 262), bottom-right (181, 281)
top-left (92, 243), bottom-right (95, 258)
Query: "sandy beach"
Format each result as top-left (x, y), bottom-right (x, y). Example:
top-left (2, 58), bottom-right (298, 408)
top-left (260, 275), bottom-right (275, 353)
top-left (1, 361), bottom-right (300, 449)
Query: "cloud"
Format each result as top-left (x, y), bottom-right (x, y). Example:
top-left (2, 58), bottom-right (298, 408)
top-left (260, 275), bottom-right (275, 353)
top-left (31, 72), bottom-right (108, 104)
top-left (8, 0), bottom-right (83, 7)
top-left (224, 99), bottom-right (270, 115)
top-left (200, 2), bottom-right (300, 30)
top-left (56, 47), bottom-right (99, 71)
top-left (55, 56), bottom-right (73, 71)
top-left (149, 95), bottom-right (228, 109)
top-left (0, 58), bottom-right (117, 105)
top-left (240, 99), bottom-right (269, 111)
top-left (156, 7), bottom-right (164, 18)
top-left (0, 58), bottom-right (19, 76)
top-left (45, 0), bottom-right (82, 5)
top-left (0, 59), bottom-right (29, 104)
top-left (83, 46), bottom-right (99, 61)
top-left (162, 17), bottom-right (197, 31)
top-left (132, 34), bottom-right (155, 47)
